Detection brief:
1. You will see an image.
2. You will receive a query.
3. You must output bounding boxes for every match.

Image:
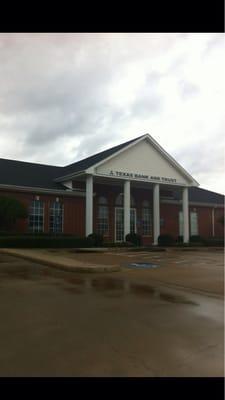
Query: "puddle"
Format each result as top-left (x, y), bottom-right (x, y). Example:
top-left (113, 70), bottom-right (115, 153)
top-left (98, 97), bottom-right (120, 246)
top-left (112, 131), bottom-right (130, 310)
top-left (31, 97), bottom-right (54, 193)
top-left (0, 257), bottom-right (197, 306)
top-left (62, 286), bottom-right (84, 294)
top-left (159, 292), bottom-right (197, 305)
top-left (130, 283), bottom-right (155, 297)
top-left (0, 257), bottom-right (19, 263)
top-left (92, 277), bottom-right (124, 291)
top-left (127, 262), bottom-right (159, 269)
top-left (63, 276), bottom-right (86, 286)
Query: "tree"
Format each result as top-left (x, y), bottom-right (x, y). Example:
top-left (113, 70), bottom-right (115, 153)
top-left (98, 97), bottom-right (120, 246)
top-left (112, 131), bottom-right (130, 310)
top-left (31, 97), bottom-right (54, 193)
top-left (0, 196), bottom-right (28, 231)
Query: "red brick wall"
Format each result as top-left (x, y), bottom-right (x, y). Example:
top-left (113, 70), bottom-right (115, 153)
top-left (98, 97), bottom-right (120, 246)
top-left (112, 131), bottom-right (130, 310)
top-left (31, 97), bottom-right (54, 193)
top-left (0, 189), bottom-right (85, 236)
top-left (160, 203), bottom-right (180, 238)
top-left (214, 207), bottom-right (224, 237)
top-left (0, 187), bottom-right (224, 241)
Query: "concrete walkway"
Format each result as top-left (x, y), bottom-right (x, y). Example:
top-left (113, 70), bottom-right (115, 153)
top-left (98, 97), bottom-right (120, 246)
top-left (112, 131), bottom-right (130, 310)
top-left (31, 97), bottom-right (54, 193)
top-left (0, 248), bottom-right (120, 273)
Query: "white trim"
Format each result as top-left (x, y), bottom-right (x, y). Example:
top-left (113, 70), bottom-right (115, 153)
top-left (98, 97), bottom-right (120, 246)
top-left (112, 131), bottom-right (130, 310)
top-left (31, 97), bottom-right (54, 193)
top-left (182, 187), bottom-right (189, 243)
top-left (0, 184), bottom-right (86, 197)
top-left (54, 170), bottom-right (86, 182)
top-left (115, 207), bottom-right (123, 242)
top-left (85, 175), bottom-right (93, 236)
top-left (153, 183), bottom-right (160, 245)
top-left (114, 206), bottom-right (136, 242)
top-left (92, 171), bottom-right (189, 187)
top-left (124, 180), bottom-right (131, 240)
top-left (87, 135), bottom-right (148, 171)
top-left (160, 199), bottom-right (224, 208)
top-left (86, 134), bottom-right (199, 186)
top-left (48, 200), bottom-right (64, 234)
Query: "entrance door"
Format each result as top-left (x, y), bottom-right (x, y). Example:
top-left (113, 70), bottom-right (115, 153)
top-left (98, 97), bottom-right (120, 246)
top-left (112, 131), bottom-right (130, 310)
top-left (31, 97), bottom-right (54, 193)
top-left (115, 207), bottom-right (136, 242)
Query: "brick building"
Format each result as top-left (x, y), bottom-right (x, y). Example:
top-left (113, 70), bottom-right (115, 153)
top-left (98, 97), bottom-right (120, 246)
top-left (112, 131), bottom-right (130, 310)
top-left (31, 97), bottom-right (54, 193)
top-left (0, 134), bottom-right (224, 244)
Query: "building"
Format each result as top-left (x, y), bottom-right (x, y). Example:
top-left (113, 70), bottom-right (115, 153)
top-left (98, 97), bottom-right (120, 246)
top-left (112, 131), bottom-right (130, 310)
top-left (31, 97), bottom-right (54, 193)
top-left (0, 134), bottom-right (224, 244)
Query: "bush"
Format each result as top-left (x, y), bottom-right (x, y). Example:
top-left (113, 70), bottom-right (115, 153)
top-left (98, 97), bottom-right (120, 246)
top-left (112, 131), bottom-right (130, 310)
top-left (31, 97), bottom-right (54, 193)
top-left (158, 234), bottom-right (174, 246)
top-left (202, 237), bottom-right (224, 247)
top-left (0, 235), bottom-right (93, 248)
top-left (87, 233), bottom-right (104, 247)
top-left (0, 196), bottom-right (28, 230)
top-left (190, 235), bottom-right (203, 243)
top-left (125, 233), bottom-right (142, 246)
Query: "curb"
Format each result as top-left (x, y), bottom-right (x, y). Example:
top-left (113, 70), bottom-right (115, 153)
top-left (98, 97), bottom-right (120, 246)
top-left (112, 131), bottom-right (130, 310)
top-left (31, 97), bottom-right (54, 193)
top-left (0, 249), bottom-right (120, 273)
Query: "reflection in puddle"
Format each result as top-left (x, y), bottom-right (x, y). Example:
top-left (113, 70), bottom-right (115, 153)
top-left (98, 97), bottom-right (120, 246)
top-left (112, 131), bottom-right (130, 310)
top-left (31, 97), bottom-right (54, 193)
top-left (130, 283), bottom-right (155, 297)
top-left (64, 276), bottom-right (86, 286)
top-left (159, 292), bottom-right (197, 305)
top-left (1, 260), bottom-right (197, 305)
top-left (63, 286), bottom-right (84, 294)
top-left (128, 262), bottom-right (159, 269)
top-left (92, 278), bottom-right (124, 291)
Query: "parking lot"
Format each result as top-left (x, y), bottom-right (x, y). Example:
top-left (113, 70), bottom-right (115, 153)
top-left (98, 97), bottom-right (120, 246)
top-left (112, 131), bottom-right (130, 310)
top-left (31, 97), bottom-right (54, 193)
top-left (0, 250), bottom-right (224, 376)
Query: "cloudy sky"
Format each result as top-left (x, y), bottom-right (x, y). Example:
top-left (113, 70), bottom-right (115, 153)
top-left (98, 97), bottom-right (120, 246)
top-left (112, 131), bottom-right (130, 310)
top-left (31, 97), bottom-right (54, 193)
top-left (0, 33), bottom-right (224, 194)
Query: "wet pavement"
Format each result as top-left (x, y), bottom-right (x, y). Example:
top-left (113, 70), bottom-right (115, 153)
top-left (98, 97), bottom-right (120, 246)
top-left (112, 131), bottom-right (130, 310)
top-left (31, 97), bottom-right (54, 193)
top-left (0, 253), bottom-right (224, 376)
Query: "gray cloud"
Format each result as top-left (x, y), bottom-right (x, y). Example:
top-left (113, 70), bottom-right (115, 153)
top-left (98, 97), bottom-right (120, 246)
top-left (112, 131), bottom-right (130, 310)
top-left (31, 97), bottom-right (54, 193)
top-left (0, 33), bottom-right (224, 193)
top-left (178, 80), bottom-right (200, 99)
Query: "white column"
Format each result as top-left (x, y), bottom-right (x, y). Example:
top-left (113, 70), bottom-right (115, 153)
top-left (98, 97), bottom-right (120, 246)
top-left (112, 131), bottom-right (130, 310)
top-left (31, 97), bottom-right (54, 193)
top-left (182, 187), bottom-right (189, 243)
top-left (153, 183), bottom-right (160, 245)
top-left (124, 180), bottom-right (130, 240)
top-left (85, 175), bottom-right (93, 236)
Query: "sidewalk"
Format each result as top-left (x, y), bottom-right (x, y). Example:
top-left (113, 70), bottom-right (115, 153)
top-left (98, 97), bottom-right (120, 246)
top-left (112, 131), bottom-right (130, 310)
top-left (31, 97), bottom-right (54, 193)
top-left (0, 248), bottom-right (120, 273)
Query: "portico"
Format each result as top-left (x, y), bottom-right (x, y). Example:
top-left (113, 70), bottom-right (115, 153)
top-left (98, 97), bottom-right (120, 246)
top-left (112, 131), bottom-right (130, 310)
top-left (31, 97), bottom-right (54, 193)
top-left (85, 174), bottom-right (191, 244)
top-left (52, 133), bottom-right (199, 244)
top-left (1, 133), bottom-right (223, 241)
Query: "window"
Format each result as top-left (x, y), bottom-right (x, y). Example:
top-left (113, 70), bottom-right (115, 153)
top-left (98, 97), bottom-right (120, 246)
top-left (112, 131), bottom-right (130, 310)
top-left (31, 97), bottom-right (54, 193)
top-left (97, 197), bottom-right (109, 236)
top-left (142, 200), bottom-right (152, 236)
top-left (190, 211), bottom-right (198, 235)
top-left (115, 193), bottom-right (136, 207)
top-left (49, 201), bottom-right (63, 233)
top-left (28, 200), bottom-right (44, 233)
top-left (179, 211), bottom-right (199, 236)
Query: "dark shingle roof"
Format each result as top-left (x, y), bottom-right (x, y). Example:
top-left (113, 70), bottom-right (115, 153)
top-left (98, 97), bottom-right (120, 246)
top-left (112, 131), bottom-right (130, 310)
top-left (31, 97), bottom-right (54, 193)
top-left (174, 187), bottom-right (224, 205)
top-left (60, 135), bottom-right (146, 178)
top-left (0, 158), bottom-right (65, 190)
top-left (0, 135), bottom-right (145, 190)
top-left (0, 134), bottom-right (224, 205)
top-left (189, 187), bottom-right (224, 204)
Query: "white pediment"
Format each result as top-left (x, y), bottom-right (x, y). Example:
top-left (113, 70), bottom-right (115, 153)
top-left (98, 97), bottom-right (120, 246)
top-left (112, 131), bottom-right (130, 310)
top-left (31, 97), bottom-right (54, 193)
top-left (91, 135), bottom-right (198, 187)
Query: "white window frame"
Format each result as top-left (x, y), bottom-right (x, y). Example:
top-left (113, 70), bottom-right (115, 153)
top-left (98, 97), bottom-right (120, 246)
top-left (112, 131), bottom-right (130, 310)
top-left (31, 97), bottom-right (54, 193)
top-left (190, 211), bottom-right (198, 236)
top-left (28, 199), bottom-right (44, 233)
top-left (49, 201), bottom-right (64, 234)
top-left (114, 207), bottom-right (136, 242)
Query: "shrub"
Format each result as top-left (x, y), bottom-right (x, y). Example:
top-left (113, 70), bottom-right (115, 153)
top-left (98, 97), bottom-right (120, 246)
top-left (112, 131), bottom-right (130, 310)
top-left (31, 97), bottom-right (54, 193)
top-left (190, 235), bottom-right (203, 243)
top-left (202, 237), bottom-right (224, 247)
top-left (125, 233), bottom-right (142, 246)
top-left (0, 197), bottom-right (28, 230)
top-left (87, 233), bottom-right (104, 247)
top-left (0, 235), bottom-right (93, 248)
top-left (158, 234), bottom-right (174, 246)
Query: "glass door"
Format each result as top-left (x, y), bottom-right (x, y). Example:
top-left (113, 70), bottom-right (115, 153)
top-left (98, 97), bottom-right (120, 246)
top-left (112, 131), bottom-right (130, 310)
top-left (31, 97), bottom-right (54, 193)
top-left (115, 207), bottom-right (136, 242)
top-left (115, 207), bottom-right (124, 242)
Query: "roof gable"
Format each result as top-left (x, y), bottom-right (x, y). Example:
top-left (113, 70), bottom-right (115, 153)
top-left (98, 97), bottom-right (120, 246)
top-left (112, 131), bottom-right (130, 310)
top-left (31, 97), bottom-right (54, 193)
top-left (92, 134), bottom-right (198, 186)
top-left (57, 135), bottom-right (146, 180)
